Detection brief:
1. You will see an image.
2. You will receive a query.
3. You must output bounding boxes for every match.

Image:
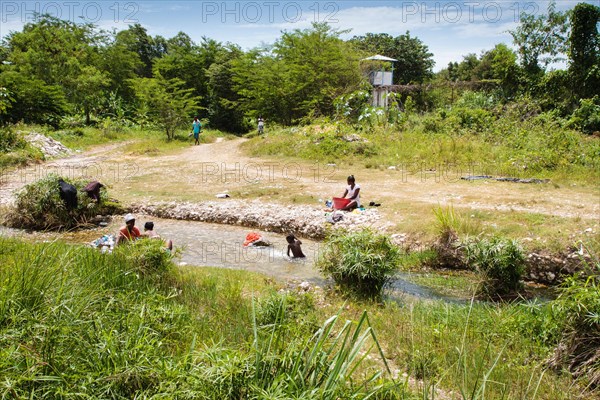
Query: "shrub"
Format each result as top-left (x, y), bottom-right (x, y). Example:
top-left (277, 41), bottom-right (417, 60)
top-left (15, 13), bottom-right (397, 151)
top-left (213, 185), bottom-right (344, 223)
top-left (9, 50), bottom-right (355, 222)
top-left (549, 254), bottom-right (600, 387)
top-left (464, 236), bottom-right (525, 298)
top-left (0, 125), bottom-right (26, 152)
top-left (569, 96), bottom-right (600, 134)
top-left (5, 174), bottom-right (123, 230)
top-left (317, 229), bottom-right (402, 299)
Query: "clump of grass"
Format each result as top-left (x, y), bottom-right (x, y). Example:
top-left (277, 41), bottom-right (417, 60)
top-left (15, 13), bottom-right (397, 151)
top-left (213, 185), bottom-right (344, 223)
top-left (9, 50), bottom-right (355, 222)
top-left (464, 236), bottom-right (525, 298)
top-left (430, 205), bottom-right (468, 269)
top-left (317, 229), bottom-right (403, 299)
top-left (4, 174), bottom-right (123, 230)
top-left (549, 249), bottom-right (600, 388)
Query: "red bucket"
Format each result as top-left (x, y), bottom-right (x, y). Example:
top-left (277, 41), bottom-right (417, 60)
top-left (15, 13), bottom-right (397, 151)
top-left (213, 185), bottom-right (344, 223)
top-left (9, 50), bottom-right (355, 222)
top-left (332, 197), bottom-right (351, 210)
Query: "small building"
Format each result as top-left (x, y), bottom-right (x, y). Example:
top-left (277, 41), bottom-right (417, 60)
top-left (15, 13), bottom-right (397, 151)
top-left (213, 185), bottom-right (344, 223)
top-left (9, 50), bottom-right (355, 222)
top-left (362, 54), bottom-right (397, 108)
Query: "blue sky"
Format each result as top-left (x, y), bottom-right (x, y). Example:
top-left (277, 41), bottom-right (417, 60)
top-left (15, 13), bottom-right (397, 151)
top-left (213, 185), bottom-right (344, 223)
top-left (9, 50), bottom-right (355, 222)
top-left (1, 1), bottom-right (598, 70)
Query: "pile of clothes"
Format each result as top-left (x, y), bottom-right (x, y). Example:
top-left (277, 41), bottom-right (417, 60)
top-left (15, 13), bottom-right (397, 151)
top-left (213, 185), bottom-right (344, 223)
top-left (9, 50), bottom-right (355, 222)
top-left (90, 234), bottom-right (115, 253)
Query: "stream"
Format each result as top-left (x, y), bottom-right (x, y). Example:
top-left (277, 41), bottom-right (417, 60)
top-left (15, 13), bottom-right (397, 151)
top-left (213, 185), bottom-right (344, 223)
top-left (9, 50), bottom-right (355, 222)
top-left (0, 216), bottom-right (478, 303)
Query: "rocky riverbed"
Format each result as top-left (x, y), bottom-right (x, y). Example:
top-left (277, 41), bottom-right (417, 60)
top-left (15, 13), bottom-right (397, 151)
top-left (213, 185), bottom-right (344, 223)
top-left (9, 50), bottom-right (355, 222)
top-left (131, 199), bottom-right (392, 240)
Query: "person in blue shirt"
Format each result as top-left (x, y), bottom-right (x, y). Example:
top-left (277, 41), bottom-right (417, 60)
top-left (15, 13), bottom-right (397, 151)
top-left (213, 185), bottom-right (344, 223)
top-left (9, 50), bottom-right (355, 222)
top-left (192, 116), bottom-right (202, 145)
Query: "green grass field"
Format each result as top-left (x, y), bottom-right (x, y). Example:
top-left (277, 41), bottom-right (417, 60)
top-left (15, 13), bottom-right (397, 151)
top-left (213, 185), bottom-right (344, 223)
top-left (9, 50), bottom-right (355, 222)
top-left (0, 237), bottom-right (595, 398)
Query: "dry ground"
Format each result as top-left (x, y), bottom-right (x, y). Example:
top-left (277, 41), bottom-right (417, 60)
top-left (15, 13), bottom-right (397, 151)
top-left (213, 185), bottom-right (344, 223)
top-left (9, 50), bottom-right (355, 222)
top-left (1, 137), bottom-right (598, 248)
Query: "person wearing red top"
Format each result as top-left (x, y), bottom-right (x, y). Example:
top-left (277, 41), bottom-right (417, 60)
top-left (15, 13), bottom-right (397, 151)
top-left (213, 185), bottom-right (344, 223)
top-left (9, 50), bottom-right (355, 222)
top-left (117, 213), bottom-right (141, 245)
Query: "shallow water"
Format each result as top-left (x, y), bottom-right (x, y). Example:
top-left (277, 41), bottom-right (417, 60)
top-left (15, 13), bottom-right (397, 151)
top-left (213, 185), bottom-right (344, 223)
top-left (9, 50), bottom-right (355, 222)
top-left (0, 218), bottom-right (479, 302)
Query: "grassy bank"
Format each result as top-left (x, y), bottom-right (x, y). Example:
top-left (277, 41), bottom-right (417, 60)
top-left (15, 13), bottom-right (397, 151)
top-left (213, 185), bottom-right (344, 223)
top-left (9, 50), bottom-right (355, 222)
top-left (0, 237), bottom-right (596, 398)
top-left (241, 108), bottom-right (600, 186)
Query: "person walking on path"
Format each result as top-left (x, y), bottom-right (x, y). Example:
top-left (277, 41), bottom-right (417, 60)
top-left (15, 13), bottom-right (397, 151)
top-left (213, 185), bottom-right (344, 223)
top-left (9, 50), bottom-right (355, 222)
top-left (192, 116), bottom-right (202, 145)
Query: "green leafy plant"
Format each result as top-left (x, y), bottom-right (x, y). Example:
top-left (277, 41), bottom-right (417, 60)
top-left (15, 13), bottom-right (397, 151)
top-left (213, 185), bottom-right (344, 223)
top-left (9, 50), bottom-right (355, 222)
top-left (464, 236), bottom-right (525, 298)
top-left (549, 249), bottom-right (600, 387)
top-left (5, 174), bottom-right (122, 230)
top-left (317, 229), bottom-right (403, 299)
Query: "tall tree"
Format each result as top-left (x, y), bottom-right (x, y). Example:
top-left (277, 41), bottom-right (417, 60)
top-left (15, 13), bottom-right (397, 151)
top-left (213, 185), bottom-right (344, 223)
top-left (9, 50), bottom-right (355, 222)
top-left (475, 44), bottom-right (521, 98)
top-left (568, 2), bottom-right (600, 99)
top-left (509, 0), bottom-right (568, 81)
top-left (350, 31), bottom-right (434, 84)
top-left (129, 74), bottom-right (200, 140)
top-left (234, 23), bottom-right (362, 124)
top-left (115, 24), bottom-right (162, 78)
top-left (206, 44), bottom-right (248, 133)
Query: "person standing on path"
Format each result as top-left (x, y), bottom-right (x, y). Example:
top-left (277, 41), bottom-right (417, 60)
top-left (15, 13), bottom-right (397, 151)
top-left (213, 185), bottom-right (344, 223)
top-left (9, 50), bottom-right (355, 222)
top-left (257, 115), bottom-right (264, 134)
top-left (192, 116), bottom-right (202, 145)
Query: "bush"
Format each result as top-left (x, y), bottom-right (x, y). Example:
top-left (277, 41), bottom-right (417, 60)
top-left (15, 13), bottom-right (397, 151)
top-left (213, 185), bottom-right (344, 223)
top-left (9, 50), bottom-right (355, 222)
top-left (0, 125), bottom-right (26, 152)
top-left (569, 96), bottom-right (600, 134)
top-left (317, 229), bottom-right (402, 299)
top-left (549, 255), bottom-right (600, 387)
top-left (464, 236), bottom-right (525, 298)
top-left (5, 174), bottom-right (123, 230)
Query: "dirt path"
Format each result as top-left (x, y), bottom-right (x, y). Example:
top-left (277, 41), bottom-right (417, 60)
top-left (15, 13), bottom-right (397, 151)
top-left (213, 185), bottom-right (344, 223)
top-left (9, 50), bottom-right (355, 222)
top-left (131, 138), bottom-right (599, 219)
top-left (2, 137), bottom-right (599, 233)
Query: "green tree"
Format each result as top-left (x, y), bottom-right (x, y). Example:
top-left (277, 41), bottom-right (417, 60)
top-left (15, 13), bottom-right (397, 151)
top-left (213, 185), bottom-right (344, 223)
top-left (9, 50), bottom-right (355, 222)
top-left (69, 65), bottom-right (110, 125)
top-left (154, 36), bottom-right (223, 122)
top-left (116, 24), bottom-right (162, 78)
top-left (129, 75), bottom-right (200, 140)
top-left (475, 44), bottom-right (521, 99)
top-left (4, 15), bottom-right (105, 120)
top-left (234, 23), bottom-right (362, 125)
top-left (206, 45), bottom-right (249, 133)
top-left (568, 3), bottom-right (600, 99)
top-left (509, 0), bottom-right (568, 82)
top-left (0, 71), bottom-right (67, 127)
top-left (350, 31), bottom-right (434, 84)
top-left (99, 32), bottom-right (142, 105)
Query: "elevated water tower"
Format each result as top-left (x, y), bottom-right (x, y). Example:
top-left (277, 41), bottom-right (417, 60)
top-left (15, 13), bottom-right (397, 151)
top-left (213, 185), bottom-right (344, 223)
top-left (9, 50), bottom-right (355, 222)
top-left (362, 54), bottom-right (397, 108)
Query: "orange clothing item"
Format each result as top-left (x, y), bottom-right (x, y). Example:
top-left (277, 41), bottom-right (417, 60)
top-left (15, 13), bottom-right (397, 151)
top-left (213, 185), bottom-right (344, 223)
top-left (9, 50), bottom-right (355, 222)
top-left (243, 232), bottom-right (261, 247)
top-left (119, 226), bottom-right (141, 241)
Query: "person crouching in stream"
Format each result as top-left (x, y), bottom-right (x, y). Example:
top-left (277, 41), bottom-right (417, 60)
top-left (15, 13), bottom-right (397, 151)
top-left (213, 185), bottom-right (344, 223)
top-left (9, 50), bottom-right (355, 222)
top-left (142, 221), bottom-right (173, 251)
top-left (116, 213), bottom-right (141, 245)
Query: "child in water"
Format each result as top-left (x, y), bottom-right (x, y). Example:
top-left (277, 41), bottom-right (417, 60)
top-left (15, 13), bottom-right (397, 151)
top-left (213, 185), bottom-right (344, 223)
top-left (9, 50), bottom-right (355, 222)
top-left (286, 234), bottom-right (305, 258)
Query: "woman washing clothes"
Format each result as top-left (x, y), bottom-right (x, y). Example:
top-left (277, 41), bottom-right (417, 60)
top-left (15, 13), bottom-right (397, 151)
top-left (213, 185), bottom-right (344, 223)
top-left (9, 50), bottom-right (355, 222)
top-left (340, 175), bottom-right (361, 211)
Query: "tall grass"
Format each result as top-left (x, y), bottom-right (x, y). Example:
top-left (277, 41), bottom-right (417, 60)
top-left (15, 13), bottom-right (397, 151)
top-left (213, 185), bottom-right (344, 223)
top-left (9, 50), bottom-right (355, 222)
top-left (0, 237), bottom-right (397, 398)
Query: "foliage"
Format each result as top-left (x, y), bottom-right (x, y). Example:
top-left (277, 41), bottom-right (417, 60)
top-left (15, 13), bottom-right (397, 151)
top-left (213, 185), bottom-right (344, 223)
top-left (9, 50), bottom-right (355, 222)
top-left (569, 96), bottom-right (600, 134)
top-left (5, 174), bottom-right (123, 230)
top-left (549, 254), bottom-right (600, 387)
top-left (509, 0), bottom-right (568, 81)
top-left (233, 23), bottom-right (363, 125)
top-left (0, 71), bottom-right (67, 127)
top-left (0, 125), bottom-right (26, 152)
top-left (206, 44), bottom-right (250, 133)
top-left (568, 3), bottom-right (600, 100)
top-left (350, 31), bottom-right (435, 84)
top-left (464, 236), bottom-right (525, 298)
top-left (129, 75), bottom-right (200, 140)
top-left (114, 238), bottom-right (174, 275)
top-left (317, 229), bottom-right (402, 299)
